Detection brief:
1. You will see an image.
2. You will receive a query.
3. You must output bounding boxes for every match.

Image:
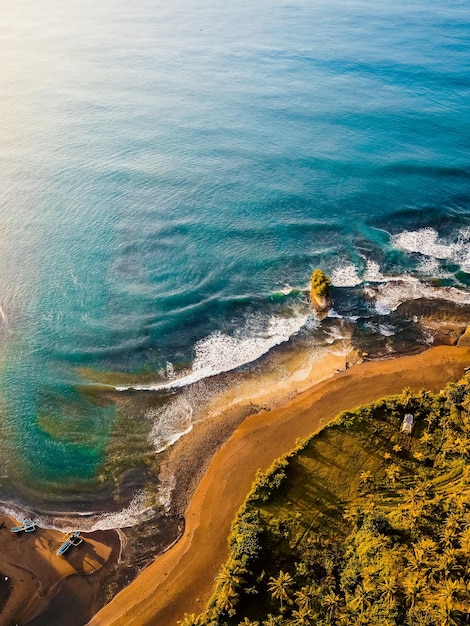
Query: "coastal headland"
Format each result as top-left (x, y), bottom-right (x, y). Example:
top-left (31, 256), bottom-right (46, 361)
top-left (88, 344), bottom-right (470, 626)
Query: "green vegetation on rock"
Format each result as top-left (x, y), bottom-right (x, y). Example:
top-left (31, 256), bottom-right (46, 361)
top-left (183, 375), bottom-right (470, 625)
top-left (310, 269), bottom-right (331, 300)
top-left (309, 270), bottom-right (331, 318)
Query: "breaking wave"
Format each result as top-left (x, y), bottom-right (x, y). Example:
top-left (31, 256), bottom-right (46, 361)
top-left (148, 399), bottom-right (194, 454)
top-left (392, 226), bottom-right (470, 272)
top-left (330, 264), bottom-right (362, 287)
top-left (0, 491), bottom-right (157, 532)
top-left (116, 312), bottom-right (310, 392)
top-left (364, 278), bottom-right (470, 314)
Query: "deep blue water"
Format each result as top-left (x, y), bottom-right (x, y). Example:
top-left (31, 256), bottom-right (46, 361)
top-left (1, 0), bottom-right (469, 523)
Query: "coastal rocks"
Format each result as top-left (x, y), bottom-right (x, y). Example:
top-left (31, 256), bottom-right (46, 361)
top-left (309, 270), bottom-right (332, 320)
top-left (458, 326), bottom-right (470, 347)
top-left (423, 322), bottom-right (468, 346)
top-left (396, 300), bottom-right (470, 346)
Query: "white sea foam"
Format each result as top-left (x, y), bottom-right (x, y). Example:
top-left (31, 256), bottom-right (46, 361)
top-left (330, 264), bottom-right (362, 287)
top-left (416, 256), bottom-right (442, 277)
top-left (457, 227), bottom-right (470, 272)
top-left (277, 284), bottom-right (295, 295)
top-left (378, 323), bottom-right (396, 337)
top-left (363, 260), bottom-right (385, 282)
top-left (166, 361), bottom-right (175, 379)
top-left (148, 399), bottom-right (194, 454)
top-left (365, 277), bottom-right (470, 313)
top-left (116, 312), bottom-right (309, 392)
top-left (156, 472), bottom-right (176, 513)
top-left (89, 491), bottom-right (154, 531)
top-left (327, 309), bottom-right (360, 322)
top-left (392, 227), bottom-right (470, 274)
top-left (323, 325), bottom-right (349, 345)
top-left (0, 491), bottom-right (158, 532)
top-left (392, 227), bottom-right (458, 259)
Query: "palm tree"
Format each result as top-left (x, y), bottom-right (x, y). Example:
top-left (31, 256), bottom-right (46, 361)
top-left (268, 570), bottom-right (294, 610)
top-left (424, 408), bottom-right (438, 431)
top-left (214, 561), bottom-right (246, 613)
top-left (359, 470), bottom-right (372, 486)
top-left (238, 618), bottom-right (259, 626)
top-left (406, 545), bottom-right (424, 573)
top-left (343, 507), bottom-right (361, 525)
top-left (216, 561), bottom-right (246, 589)
top-left (435, 578), bottom-right (465, 611)
top-left (403, 572), bottom-right (425, 610)
top-left (453, 437), bottom-right (470, 457)
top-left (402, 387), bottom-right (414, 408)
top-left (419, 388), bottom-right (432, 407)
top-left (437, 548), bottom-right (461, 577)
top-left (385, 464), bottom-right (400, 487)
top-left (290, 605), bottom-right (313, 625)
top-left (403, 486), bottom-right (421, 507)
top-left (437, 605), bottom-right (460, 626)
top-left (459, 525), bottom-right (470, 552)
top-left (349, 584), bottom-right (370, 613)
top-left (217, 585), bottom-right (239, 613)
top-left (440, 526), bottom-right (457, 549)
top-left (322, 590), bottom-right (341, 619)
top-left (295, 585), bottom-right (316, 611)
top-left (420, 431), bottom-right (433, 445)
top-left (454, 493), bottom-right (468, 511)
top-left (362, 565), bottom-right (381, 594)
top-left (379, 576), bottom-right (399, 610)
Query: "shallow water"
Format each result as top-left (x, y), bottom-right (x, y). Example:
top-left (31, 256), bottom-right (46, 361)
top-left (0, 0), bottom-right (469, 526)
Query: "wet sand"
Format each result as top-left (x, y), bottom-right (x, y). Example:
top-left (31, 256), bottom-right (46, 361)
top-left (0, 519), bottom-right (120, 626)
top-left (88, 344), bottom-right (470, 626)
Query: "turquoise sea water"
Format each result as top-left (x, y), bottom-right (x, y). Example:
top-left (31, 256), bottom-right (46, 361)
top-left (1, 0), bottom-right (470, 525)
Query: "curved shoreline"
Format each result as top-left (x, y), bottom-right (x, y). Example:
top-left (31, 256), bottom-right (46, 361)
top-left (88, 345), bottom-right (470, 626)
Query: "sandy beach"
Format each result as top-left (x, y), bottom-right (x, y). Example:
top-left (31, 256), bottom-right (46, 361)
top-left (0, 519), bottom-right (120, 626)
top-left (88, 344), bottom-right (470, 626)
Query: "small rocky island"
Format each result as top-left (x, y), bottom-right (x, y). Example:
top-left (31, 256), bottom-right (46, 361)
top-left (309, 269), bottom-right (332, 319)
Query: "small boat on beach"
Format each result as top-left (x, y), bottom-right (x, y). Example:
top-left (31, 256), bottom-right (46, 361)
top-left (56, 531), bottom-right (83, 556)
top-left (10, 518), bottom-right (38, 533)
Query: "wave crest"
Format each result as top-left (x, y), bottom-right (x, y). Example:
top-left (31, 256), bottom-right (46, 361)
top-left (392, 226), bottom-right (470, 272)
top-left (116, 312), bottom-right (309, 392)
top-left (364, 277), bottom-right (470, 314)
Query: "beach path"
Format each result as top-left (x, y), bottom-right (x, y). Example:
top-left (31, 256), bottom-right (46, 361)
top-left (89, 345), bottom-right (470, 626)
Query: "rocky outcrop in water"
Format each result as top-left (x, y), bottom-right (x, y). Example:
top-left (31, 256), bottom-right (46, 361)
top-left (310, 270), bottom-right (332, 320)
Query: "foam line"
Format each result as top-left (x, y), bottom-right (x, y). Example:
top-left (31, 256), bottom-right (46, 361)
top-left (116, 313), bottom-right (309, 392)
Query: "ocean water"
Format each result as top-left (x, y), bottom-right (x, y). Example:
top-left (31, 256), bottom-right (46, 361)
top-left (1, 0), bottom-right (470, 527)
